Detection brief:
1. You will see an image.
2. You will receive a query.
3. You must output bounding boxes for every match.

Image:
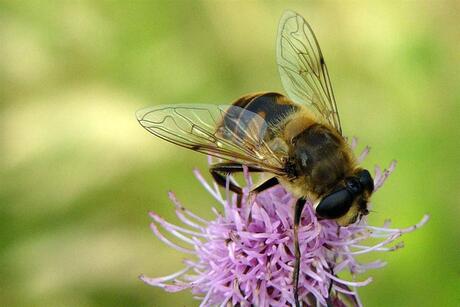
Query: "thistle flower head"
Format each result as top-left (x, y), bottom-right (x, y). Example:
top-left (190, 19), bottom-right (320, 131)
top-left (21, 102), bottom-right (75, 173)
top-left (140, 141), bottom-right (428, 306)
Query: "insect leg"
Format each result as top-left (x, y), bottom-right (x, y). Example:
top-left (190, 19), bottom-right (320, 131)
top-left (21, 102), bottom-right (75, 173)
top-left (293, 198), bottom-right (306, 307)
top-left (210, 164), bottom-right (243, 195)
top-left (327, 266), bottom-right (335, 302)
top-left (251, 177), bottom-right (279, 194)
top-left (210, 162), bottom-right (265, 191)
top-left (210, 163), bottom-right (266, 207)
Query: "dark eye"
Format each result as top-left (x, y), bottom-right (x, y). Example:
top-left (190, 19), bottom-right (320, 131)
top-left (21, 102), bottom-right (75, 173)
top-left (357, 169), bottom-right (374, 192)
top-left (316, 188), bottom-right (353, 219)
top-left (346, 178), bottom-right (361, 195)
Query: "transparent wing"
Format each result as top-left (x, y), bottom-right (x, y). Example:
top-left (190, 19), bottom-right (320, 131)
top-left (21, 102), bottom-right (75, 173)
top-left (277, 10), bottom-right (342, 134)
top-left (136, 104), bottom-right (286, 175)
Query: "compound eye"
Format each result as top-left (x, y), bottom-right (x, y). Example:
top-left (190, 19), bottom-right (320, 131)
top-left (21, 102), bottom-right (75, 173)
top-left (346, 178), bottom-right (361, 195)
top-left (315, 189), bottom-right (353, 219)
top-left (357, 169), bottom-right (374, 192)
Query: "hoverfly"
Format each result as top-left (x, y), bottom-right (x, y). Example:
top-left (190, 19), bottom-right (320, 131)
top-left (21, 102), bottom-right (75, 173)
top-left (137, 11), bottom-right (374, 306)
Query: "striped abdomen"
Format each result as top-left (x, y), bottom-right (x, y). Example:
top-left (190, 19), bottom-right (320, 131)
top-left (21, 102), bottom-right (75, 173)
top-left (220, 92), bottom-right (298, 143)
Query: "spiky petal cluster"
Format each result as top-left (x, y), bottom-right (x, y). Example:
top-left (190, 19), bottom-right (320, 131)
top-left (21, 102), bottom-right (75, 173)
top-left (140, 142), bottom-right (428, 306)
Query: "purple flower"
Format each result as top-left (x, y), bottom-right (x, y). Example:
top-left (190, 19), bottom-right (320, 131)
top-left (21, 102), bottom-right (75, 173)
top-left (140, 140), bottom-right (428, 306)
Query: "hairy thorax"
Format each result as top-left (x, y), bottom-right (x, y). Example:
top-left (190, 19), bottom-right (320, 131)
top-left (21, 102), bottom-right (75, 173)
top-left (281, 118), bottom-right (356, 201)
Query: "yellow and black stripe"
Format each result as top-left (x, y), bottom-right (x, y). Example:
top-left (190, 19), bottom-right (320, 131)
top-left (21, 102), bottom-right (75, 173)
top-left (221, 92), bottom-right (298, 142)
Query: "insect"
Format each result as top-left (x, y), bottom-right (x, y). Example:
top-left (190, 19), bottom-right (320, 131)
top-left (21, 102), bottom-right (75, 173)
top-left (137, 11), bottom-right (374, 307)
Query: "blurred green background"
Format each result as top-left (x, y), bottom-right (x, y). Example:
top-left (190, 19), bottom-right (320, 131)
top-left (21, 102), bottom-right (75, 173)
top-left (1, 1), bottom-right (459, 306)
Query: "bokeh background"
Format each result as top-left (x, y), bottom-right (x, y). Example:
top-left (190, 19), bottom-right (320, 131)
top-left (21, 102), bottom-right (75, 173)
top-left (1, 1), bottom-right (459, 306)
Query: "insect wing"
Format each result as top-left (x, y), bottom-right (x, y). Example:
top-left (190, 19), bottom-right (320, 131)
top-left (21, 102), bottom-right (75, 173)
top-left (277, 10), bottom-right (342, 134)
top-left (136, 104), bottom-right (286, 175)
